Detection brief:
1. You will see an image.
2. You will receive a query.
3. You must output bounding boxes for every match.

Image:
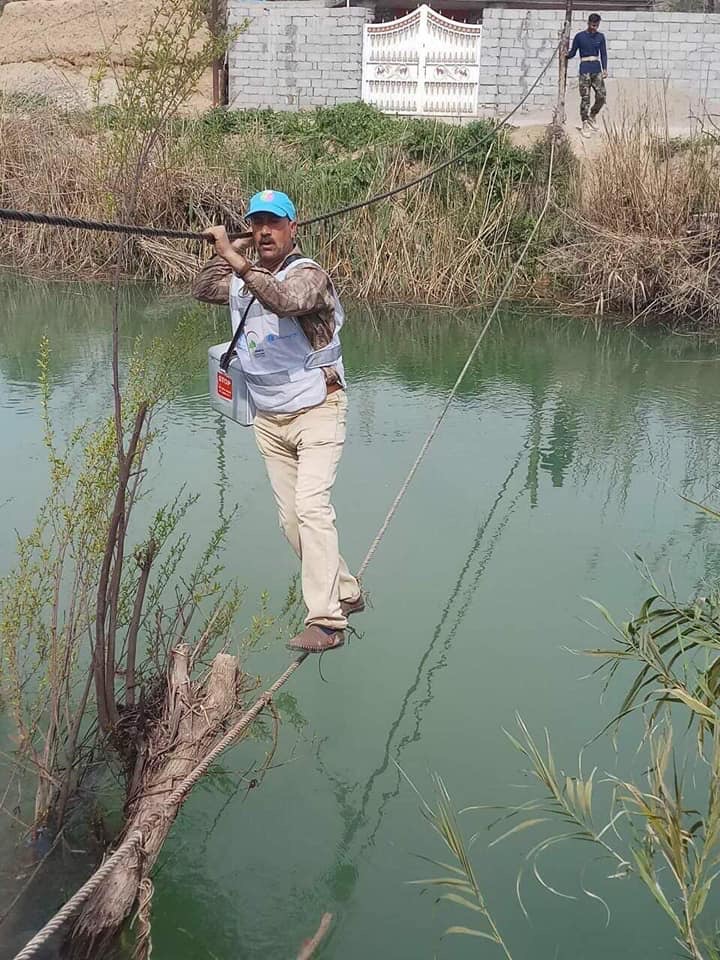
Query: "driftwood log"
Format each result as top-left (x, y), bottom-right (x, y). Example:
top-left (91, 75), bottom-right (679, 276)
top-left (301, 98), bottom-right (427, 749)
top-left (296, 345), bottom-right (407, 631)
top-left (63, 645), bottom-right (243, 959)
top-left (297, 913), bottom-right (333, 959)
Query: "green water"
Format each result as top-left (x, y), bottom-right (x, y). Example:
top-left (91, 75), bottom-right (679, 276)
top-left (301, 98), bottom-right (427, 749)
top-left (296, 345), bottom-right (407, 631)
top-left (2, 274), bottom-right (720, 959)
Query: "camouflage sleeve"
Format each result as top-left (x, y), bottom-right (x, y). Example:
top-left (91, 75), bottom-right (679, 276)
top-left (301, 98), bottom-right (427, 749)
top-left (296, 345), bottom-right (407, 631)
top-left (242, 264), bottom-right (332, 319)
top-left (191, 255), bottom-right (233, 305)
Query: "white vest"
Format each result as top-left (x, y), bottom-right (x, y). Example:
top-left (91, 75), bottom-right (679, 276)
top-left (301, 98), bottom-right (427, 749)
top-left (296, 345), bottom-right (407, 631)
top-left (228, 257), bottom-right (345, 415)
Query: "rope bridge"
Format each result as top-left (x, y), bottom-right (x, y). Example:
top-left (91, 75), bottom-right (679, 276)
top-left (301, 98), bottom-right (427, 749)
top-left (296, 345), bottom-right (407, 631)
top-left (8, 43), bottom-right (561, 960)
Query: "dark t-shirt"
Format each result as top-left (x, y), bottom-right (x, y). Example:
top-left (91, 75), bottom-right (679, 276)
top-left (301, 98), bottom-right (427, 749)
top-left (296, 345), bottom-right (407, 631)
top-left (568, 30), bottom-right (607, 74)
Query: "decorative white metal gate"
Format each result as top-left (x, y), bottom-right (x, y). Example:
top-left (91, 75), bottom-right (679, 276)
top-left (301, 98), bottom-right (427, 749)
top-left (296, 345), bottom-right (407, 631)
top-left (361, 5), bottom-right (482, 118)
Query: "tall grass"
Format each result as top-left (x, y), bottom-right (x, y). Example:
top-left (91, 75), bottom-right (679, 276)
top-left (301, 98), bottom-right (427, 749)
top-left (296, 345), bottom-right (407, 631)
top-left (546, 111), bottom-right (720, 325)
top-left (5, 95), bottom-right (720, 321)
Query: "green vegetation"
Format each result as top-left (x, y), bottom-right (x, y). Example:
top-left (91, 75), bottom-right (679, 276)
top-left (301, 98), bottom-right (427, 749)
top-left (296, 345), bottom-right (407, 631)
top-left (4, 56), bottom-right (720, 322)
top-left (0, 97), bottom-right (564, 305)
top-left (6, 92), bottom-right (720, 324)
top-left (187, 102), bottom-right (533, 175)
top-left (412, 517), bottom-right (720, 960)
top-left (0, 2), bottom-right (296, 955)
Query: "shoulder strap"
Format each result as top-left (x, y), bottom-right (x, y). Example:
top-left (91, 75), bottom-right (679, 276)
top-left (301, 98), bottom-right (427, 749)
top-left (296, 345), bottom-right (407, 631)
top-left (220, 293), bottom-right (255, 372)
top-left (282, 253), bottom-right (306, 267)
top-left (280, 255), bottom-right (318, 271)
top-left (219, 253), bottom-right (305, 372)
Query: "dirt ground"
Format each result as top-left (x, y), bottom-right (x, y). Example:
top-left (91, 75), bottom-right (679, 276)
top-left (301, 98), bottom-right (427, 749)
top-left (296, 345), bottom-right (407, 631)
top-left (0, 1), bottom-right (713, 139)
top-left (507, 75), bottom-right (720, 154)
top-left (0, 0), bottom-right (213, 110)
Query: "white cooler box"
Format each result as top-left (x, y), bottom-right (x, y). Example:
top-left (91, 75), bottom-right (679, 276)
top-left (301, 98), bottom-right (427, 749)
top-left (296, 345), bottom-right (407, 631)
top-left (208, 342), bottom-right (256, 426)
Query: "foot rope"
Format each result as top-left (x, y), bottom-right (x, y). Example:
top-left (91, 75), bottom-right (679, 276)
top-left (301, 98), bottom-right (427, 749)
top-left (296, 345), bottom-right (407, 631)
top-left (10, 45), bottom-right (561, 960)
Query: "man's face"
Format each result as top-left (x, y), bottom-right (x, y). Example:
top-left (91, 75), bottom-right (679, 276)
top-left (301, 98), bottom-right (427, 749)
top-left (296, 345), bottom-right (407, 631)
top-left (588, 20), bottom-right (599, 32)
top-left (249, 212), bottom-right (297, 267)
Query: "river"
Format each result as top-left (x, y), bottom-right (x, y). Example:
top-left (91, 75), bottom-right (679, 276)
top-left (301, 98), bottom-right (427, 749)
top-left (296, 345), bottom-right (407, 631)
top-left (2, 273), bottom-right (720, 959)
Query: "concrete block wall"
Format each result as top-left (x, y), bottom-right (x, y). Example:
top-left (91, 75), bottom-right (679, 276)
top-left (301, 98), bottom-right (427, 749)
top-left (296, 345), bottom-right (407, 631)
top-left (228, 1), bottom-right (373, 111)
top-left (479, 9), bottom-right (720, 119)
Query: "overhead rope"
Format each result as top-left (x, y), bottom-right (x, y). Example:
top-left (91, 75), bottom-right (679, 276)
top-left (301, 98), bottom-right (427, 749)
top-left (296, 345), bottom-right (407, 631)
top-left (0, 43), bottom-right (559, 245)
top-left (10, 48), bottom-right (561, 960)
top-left (358, 139), bottom-right (555, 578)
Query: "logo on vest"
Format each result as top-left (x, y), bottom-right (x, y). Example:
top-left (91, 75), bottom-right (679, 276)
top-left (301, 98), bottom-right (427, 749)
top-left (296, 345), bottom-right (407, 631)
top-left (266, 331), bottom-right (299, 344)
top-left (245, 330), bottom-right (264, 357)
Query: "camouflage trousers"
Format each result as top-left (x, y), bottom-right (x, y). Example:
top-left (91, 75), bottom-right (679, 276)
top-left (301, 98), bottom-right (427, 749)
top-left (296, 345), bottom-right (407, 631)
top-left (579, 72), bottom-right (606, 122)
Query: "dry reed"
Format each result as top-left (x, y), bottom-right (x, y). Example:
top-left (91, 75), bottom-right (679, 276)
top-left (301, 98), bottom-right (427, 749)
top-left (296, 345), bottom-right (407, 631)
top-left (0, 101), bottom-right (548, 305)
top-left (545, 110), bottom-right (720, 325)
top-left (0, 109), bottom-right (240, 282)
top-left (8, 98), bottom-right (720, 323)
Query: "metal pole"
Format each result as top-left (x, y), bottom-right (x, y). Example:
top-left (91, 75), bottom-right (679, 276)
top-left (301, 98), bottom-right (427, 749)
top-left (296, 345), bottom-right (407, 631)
top-left (210, 0), bottom-right (220, 108)
top-left (553, 0), bottom-right (573, 138)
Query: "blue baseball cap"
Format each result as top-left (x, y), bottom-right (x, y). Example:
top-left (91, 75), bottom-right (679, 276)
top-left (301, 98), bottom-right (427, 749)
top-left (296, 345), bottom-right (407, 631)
top-left (246, 189), bottom-right (297, 221)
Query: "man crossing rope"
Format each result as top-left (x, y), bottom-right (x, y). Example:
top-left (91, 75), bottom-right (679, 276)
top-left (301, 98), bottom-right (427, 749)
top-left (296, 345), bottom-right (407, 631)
top-left (10, 57), bottom-right (564, 960)
top-left (568, 12), bottom-right (608, 138)
top-left (193, 190), bottom-right (364, 654)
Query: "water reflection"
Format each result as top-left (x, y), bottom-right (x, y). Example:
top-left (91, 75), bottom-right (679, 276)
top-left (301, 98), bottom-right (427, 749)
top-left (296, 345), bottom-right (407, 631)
top-left (540, 398), bottom-right (579, 489)
top-left (3, 275), bottom-right (720, 959)
top-left (318, 435), bottom-right (532, 875)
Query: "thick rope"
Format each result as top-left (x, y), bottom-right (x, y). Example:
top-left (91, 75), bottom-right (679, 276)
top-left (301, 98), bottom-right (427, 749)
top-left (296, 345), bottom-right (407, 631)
top-left (10, 657), bottom-right (308, 960)
top-left (359, 140), bottom-right (556, 578)
top-left (0, 209), bottom-right (207, 241)
top-left (11, 832), bottom-right (144, 960)
top-left (133, 878), bottom-right (154, 960)
top-left (10, 59), bottom-right (560, 960)
top-left (0, 44), bottom-right (558, 245)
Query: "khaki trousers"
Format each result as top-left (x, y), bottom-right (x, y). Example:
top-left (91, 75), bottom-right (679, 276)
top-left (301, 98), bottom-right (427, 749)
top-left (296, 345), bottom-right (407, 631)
top-left (253, 391), bottom-right (360, 629)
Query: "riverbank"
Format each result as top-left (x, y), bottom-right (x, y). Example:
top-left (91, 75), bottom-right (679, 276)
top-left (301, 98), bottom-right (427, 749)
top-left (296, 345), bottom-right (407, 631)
top-left (2, 97), bottom-right (720, 324)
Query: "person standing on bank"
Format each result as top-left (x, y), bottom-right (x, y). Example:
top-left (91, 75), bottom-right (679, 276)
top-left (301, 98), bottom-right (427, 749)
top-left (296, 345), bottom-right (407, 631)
top-left (193, 190), bottom-right (364, 654)
top-left (568, 13), bottom-right (608, 138)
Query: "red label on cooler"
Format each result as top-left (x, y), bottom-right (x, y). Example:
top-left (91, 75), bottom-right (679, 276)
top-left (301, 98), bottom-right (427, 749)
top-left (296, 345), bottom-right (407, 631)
top-left (217, 372), bottom-right (233, 400)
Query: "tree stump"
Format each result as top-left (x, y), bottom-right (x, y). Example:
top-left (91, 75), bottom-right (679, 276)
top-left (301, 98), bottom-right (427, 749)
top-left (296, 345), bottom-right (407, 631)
top-left (63, 646), bottom-right (242, 959)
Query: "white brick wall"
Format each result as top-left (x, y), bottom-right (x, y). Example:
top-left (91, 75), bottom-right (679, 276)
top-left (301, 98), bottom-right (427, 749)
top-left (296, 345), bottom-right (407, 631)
top-left (228, 3), bottom-right (720, 121)
top-left (480, 8), bottom-right (720, 115)
top-left (228, 1), bottom-right (372, 111)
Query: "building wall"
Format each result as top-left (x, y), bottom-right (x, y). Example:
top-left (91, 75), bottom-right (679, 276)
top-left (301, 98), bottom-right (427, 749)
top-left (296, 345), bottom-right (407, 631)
top-left (227, 3), bottom-right (720, 129)
top-left (479, 9), bottom-right (720, 127)
top-left (228, 1), bottom-right (373, 111)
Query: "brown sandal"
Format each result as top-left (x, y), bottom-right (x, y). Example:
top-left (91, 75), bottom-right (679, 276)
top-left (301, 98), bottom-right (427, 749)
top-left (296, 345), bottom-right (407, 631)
top-left (287, 624), bottom-right (345, 653)
top-left (341, 592), bottom-right (366, 617)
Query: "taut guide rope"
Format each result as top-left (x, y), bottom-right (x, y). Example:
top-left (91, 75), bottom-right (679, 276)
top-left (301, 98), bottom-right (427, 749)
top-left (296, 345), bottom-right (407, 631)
top-left (10, 44), bottom-right (562, 960)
